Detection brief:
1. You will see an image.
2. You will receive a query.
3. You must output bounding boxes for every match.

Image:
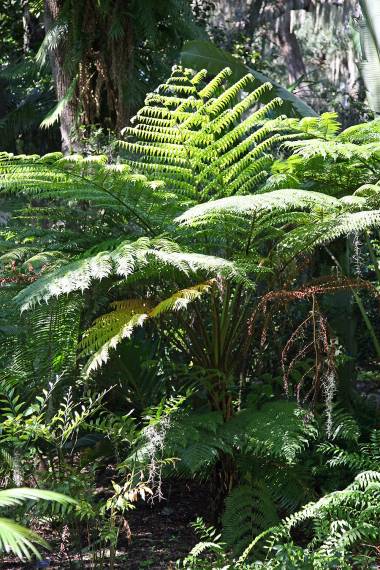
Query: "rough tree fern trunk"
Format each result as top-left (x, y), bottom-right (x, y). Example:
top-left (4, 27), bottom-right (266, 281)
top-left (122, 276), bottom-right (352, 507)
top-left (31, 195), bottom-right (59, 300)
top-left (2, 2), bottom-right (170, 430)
top-left (44, 0), bottom-right (78, 153)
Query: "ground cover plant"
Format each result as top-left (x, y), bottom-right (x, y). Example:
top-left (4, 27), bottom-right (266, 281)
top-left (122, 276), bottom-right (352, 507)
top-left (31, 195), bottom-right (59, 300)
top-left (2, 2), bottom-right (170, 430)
top-left (0, 2), bottom-right (380, 568)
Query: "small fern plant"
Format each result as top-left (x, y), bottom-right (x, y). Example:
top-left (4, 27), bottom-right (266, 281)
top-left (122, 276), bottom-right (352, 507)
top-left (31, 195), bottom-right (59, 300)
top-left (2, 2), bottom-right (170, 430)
top-left (274, 470), bottom-right (380, 568)
top-left (179, 517), bottom-right (227, 569)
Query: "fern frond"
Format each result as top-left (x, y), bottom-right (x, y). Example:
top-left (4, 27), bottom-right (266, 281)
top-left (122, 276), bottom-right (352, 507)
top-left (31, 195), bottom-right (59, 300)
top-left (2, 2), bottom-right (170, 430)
top-left (222, 482), bottom-right (278, 554)
top-left (122, 66), bottom-right (288, 201)
top-left (221, 400), bottom-right (317, 464)
top-left (176, 189), bottom-right (340, 226)
top-left (14, 238), bottom-right (243, 311)
top-left (279, 470), bottom-right (380, 561)
top-left (81, 282), bottom-right (215, 375)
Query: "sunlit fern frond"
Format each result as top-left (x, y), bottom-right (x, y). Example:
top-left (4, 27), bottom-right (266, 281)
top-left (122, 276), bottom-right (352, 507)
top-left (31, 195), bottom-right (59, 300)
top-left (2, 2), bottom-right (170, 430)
top-left (175, 189), bottom-right (340, 227)
top-left (0, 152), bottom-right (167, 235)
top-left (284, 139), bottom-right (380, 161)
top-left (279, 471), bottom-right (380, 560)
top-left (121, 65), bottom-right (287, 201)
top-left (318, 426), bottom-right (380, 472)
top-left (276, 209), bottom-right (380, 263)
top-left (80, 281), bottom-right (214, 375)
top-left (13, 237), bottom-right (244, 312)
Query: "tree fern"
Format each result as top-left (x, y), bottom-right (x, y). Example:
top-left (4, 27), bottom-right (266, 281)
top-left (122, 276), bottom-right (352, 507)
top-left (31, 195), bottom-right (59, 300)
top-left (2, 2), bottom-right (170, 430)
top-left (175, 189), bottom-right (340, 226)
top-left (2, 67), bottom-right (380, 413)
top-left (177, 187), bottom-right (380, 266)
top-left (0, 151), bottom-right (165, 235)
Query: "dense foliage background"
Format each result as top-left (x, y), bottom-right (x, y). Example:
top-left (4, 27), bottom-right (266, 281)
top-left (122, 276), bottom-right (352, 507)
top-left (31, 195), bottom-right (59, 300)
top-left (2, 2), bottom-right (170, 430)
top-left (0, 1), bottom-right (379, 568)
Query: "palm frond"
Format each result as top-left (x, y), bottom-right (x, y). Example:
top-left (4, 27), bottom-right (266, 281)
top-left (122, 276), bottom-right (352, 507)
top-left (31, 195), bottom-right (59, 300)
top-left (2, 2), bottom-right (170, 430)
top-left (0, 487), bottom-right (75, 560)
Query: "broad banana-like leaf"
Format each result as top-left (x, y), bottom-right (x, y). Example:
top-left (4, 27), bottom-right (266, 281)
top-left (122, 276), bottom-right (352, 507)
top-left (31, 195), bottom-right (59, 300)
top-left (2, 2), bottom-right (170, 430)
top-left (359, 0), bottom-right (380, 57)
top-left (357, 1), bottom-right (380, 115)
top-left (180, 40), bottom-right (318, 118)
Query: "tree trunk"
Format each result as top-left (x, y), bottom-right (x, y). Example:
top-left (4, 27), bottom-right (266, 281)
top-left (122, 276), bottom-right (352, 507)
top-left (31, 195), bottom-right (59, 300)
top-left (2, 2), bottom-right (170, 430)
top-left (22, 0), bottom-right (32, 54)
top-left (44, 0), bottom-right (78, 153)
top-left (277, 3), bottom-right (312, 98)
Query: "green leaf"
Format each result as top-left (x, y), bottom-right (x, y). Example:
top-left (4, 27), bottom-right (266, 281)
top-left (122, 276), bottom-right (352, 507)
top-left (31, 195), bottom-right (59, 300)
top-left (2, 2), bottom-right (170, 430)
top-left (0, 487), bottom-right (77, 508)
top-left (40, 78), bottom-right (77, 129)
top-left (0, 517), bottom-right (45, 560)
top-left (0, 488), bottom-right (76, 560)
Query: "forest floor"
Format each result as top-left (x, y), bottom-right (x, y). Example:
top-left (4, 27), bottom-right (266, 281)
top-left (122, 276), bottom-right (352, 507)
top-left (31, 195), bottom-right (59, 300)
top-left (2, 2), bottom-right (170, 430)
top-left (1, 480), bottom-right (210, 570)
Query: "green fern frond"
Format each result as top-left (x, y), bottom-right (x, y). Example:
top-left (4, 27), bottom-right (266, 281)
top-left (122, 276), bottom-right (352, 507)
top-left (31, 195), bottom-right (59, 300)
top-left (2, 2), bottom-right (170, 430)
top-left (14, 237), bottom-right (243, 311)
top-left (81, 282), bottom-right (215, 375)
top-left (222, 482), bottom-right (279, 554)
top-left (221, 400), bottom-right (317, 464)
top-left (277, 209), bottom-right (380, 260)
top-left (176, 189), bottom-right (340, 226)
top-left (284, 139), bottom-right (380, 161)
top-left (279, 470), bottom-right (380, 561)
top-left (122, 66), bottom-right (288, 201)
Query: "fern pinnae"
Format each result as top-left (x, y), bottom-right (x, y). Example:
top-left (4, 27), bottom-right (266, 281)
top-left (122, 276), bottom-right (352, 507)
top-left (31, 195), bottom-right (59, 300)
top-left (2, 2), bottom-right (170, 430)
top-left (197, 67), bottom-right (233, 99)
top-left (81, 281), bottom-right (215, 375)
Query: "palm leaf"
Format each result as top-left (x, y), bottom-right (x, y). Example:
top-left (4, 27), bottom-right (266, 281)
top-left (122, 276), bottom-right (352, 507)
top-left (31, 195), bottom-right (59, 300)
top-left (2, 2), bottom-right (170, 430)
top-left (0, 517), bottom-right (45, 560)
top-left (0, 488), bottom-right (76, 560)
top-left (0, 487), bottom-right (76, 508)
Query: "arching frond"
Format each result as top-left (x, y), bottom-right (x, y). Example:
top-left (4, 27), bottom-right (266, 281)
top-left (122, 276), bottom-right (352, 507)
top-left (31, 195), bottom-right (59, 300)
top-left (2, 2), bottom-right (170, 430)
top-left (81, 281), bottom-right (214, 375)
top-left (122, 66), bottom-right (288, 201)
top-left (14, 238), bottom-right (242, 311)
top-left (175, 189), bottom-right (340, 226)
top-left (0, 488), bottom-right (75, 560)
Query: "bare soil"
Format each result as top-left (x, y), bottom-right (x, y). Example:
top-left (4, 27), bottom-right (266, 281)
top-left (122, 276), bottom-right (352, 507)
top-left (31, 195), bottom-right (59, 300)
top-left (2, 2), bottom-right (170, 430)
top-left (0, 480), bottom-right (210, 570)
